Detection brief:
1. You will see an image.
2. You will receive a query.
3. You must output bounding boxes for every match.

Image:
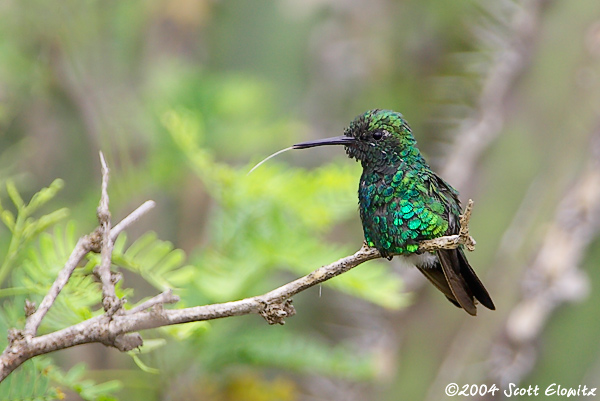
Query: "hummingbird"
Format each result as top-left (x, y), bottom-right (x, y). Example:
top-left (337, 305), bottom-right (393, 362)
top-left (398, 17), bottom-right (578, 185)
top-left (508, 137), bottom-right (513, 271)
top-left (294, 109), bottom-right (495, 315)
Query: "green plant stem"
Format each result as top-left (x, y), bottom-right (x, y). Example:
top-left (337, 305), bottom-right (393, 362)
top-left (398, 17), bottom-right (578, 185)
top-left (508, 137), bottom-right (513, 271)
top-left (0, 214), bottom-right (25, 286)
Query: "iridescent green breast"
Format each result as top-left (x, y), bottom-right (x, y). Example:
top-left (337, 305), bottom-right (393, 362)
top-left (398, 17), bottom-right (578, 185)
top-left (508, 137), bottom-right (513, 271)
top-left (358, 166), bottom-right (453, 257)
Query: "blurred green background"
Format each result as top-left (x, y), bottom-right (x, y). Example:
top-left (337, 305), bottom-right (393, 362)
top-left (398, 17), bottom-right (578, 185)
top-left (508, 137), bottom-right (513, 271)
top-left (1, 0), bottom-right (600, 400)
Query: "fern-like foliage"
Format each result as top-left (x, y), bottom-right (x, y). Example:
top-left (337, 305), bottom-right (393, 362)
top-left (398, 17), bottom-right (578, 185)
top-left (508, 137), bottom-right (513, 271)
top-left (126, 108), bottom-right (410, 383)
top-left (0, 358), bottom-right (63, 401)
top-left (0, 181), bottom-right (122, 400)
top-left (16, 222), bottom-right (102, 331)
top-left (162, 109), bottom-right (407, 310)
top-left (0, 110), bottom-right (407, 393)
top-left (0, 358), bottom-right (122, 401)
top-left (108, 232), bottom-right (196, 292)
top-left (201, 324), bottom-right (376, 380)
top-left (48, 363), bottom-right (122, 401)
top-left (0, 179), bottom-right (69, 287)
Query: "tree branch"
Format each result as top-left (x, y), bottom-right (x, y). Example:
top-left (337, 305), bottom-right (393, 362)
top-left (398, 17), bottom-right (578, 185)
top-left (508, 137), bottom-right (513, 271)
top-left (125, 290), bottom-right (180, 315)
top-left (23, 238), bottom-right (91, 338)
top-left (487, 125), bottom-right (600, 387)
top-left (0, 154), bottom-right (477, 382)
top-left (96, 151), bottom-right (119, 313)
top-left (110, 200), bottom-right (156, 241)
top-left (441, 0), bottom-right (553, 189)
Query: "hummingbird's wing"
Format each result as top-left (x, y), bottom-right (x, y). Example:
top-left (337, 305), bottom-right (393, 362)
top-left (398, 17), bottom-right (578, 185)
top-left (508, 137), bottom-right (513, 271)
top-left (421, 172), bottom-right (495, 313)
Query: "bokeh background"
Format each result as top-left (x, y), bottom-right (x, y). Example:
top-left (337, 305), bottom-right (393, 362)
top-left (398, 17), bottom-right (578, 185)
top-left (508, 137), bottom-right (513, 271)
top-left (1, 0), bottom-right (600, 400)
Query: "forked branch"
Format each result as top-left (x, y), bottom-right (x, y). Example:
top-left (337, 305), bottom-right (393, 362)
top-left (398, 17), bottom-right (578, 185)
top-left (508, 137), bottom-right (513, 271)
top-left (0, 156), bottom-right (477, 382)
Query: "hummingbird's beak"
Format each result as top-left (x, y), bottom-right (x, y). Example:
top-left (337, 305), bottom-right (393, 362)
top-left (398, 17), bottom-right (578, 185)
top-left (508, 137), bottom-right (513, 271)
top-left (293, 135), bottom-right (356, 149)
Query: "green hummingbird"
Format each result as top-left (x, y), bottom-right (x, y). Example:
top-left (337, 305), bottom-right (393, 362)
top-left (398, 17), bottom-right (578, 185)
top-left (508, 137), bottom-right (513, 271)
top-left (294, 109), bottom-right (495, 315)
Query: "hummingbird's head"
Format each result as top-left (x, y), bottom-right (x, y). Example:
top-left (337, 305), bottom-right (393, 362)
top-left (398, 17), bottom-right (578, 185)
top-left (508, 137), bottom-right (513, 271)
top-left (294, 109), bottom-right (420, 170)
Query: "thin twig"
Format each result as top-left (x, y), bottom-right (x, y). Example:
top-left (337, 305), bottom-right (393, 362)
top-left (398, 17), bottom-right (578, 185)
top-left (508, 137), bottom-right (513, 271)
top-left (0, 196), bottom-right (477, 382)
top-left (96, 152), bottom-right (118, 313)
top-left (441, 0), bottom-right (553, 189)
top-left (126, 290), bottom-right (180, 315)
top-left (21, 200), bottom-right (157, 339)
top-left (110, 200), bottom-right (156, 241)
top-left (23, 238), bottom-right (91, 338)
top-left (0, 148), bottom-right (478, 382)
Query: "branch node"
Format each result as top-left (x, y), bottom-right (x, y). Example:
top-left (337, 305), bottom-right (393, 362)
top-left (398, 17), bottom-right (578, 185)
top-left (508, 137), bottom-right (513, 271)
top-left (105, 297), bottom-right (126, 317)
top-left (459, 199), bottom-right (477, 252)
top-left (113, 333), bottom-right (143, 352)
top-left (96, 208), bottom-right (111, 225)
top-left (24, 300), bottom-right (36, 318)
top-left (259, 299), bottom-right (296, 325)
top-left (110, 271), bottom-right (122, 285)
top-left (88, 229), bottom-right (103, 254)
top-left (7, 329), bottom-right (24, 347)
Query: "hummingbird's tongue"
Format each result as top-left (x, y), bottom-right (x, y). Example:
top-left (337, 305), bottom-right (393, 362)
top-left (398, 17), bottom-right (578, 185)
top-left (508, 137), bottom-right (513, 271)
top-left (247, 146), bottom-right (294, 176)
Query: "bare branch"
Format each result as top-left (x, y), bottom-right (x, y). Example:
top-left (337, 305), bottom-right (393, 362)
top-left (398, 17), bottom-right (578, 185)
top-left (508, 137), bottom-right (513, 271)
top-left (96, 151), bottom-right (119, 313)
top-left (488, 127), bottom-right (600, 386)
top-left (110, 200), bottom-right (156, 241)
top-left (441, 0), bottom-right (553, 189)
top-left (0, 148), bottom-right (478, 382)
top-left (0, 196), bottom-right (476, 382)
top-left (98, 151), bottom-right (110, 221)
top-left (419, 2), bottom-right (557, 399)
top-left (23, 238), bottom-right (91, 338)
top-left (125, 290), bottom-right (180, 315)
top-left (20, 196), bottom-right (156, 340)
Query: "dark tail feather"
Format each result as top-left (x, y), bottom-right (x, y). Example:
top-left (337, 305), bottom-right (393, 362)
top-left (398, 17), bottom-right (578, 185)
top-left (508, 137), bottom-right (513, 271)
top-left (437, 249), bottom-right (478, 315)
top-left (456, 248), bottom-right (495, 310)
top-left (415, 264), bottom-right (463, 308)
top-left (416, 249), bottom-right (495, 315)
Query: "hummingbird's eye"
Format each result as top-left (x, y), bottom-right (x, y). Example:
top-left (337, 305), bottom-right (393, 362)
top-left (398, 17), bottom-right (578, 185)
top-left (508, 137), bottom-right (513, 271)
top-left (372, 131), bottom-right (383, 140)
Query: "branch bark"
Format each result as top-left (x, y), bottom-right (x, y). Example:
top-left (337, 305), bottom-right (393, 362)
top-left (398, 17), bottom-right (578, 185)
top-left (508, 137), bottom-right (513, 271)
top-left (96, 152), bottom-right (120, 313)
top-left (0, 156), bottom-right (478, 382)
top-left (487, 125), bottom-right (600, 387)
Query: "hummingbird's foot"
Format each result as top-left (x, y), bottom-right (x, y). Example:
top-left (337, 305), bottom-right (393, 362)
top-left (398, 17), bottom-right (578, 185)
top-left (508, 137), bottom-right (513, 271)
top-left (459, 199), bottom-right (476, 251)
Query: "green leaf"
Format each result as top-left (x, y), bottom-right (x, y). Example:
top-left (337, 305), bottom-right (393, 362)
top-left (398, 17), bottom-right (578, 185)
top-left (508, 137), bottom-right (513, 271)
top-left (0, 358), bottom-right (59, 401)
top-left (22, 208), bottom-right (70, 241)
top-left (26, 178), bottom-right (65, 214)
top-left (48, 362), bottom-right (122, 401)
top-left (208, 328), bottom-right (377, 380)
top-left (112, 232), bottom-right (191, 291)
top-left (131, 354), bottom-right (160, 375)
top-left (160, 321), bottom-right (210, 340)
top-left (0, 179), bottom-right (69, 286)
top-left (0, 209), bottom-right (15, 231)
top-left (5, 180), bottom-right (24, 210)
top-left (79, 380), bottom-right (123, 400)
top-left (64, 363), bottom-right (87, 383)
top-left (0, 286), bottom-right (34, 298)
top-left (17, 222), bottom-right (100, 331)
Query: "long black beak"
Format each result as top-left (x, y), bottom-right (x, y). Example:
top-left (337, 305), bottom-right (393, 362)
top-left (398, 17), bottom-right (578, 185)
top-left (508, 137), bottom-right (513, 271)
top-left (293, 135), bottom-right (356, 149)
